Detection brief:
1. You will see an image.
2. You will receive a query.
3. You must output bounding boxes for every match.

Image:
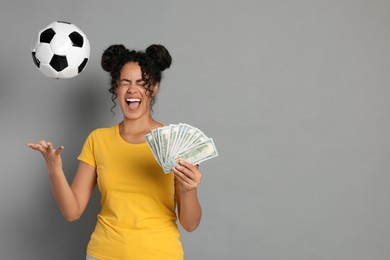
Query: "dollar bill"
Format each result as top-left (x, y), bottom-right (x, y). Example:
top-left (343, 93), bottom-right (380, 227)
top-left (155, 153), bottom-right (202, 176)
top-left (145, 123), bottom-right (218, 173)
top-left (157, 126), bottom-right (171, 164)
top-left (176, 138), bottom-right (218, 165)
top-left (145, 133), bottom-right (161, 167)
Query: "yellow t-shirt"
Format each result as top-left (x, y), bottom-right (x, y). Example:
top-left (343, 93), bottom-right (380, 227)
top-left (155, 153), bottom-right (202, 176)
top-left (78, 124), bottom-right (183, 260)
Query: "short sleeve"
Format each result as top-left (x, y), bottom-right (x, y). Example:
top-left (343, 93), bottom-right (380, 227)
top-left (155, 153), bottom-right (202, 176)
top-left (77, 131), bottom-right (96, 168)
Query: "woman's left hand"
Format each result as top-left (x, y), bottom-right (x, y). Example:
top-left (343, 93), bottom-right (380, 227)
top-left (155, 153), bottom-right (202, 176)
top-left (173, 160), bottom-right (202, 192)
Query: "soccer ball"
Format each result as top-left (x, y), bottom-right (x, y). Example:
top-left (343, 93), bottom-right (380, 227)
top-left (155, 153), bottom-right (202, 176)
top-left (31, 21), bottom-right (90, 79)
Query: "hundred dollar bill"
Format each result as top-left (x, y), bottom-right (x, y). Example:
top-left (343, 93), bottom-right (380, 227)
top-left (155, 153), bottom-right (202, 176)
top-left (157, 126), bottom-right (171, 164)
top-left (145, 123), bottom-right (218, 174)
top-left (145, 133), bottom-right (162, 167)
top-left (176, 124), bottom-right (198, 153)
top-left (171, 123), bottom-right (186, 156)
top-left (151, 129), bottom-right (163, 164)
top-left (176, 138), bottom-right (218, 165)
top-left (167, 124), bottom-right (180, 168)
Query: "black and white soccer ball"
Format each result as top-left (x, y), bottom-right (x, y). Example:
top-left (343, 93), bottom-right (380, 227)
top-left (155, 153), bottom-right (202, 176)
top-left (32, 21), bottom-right (90, 79)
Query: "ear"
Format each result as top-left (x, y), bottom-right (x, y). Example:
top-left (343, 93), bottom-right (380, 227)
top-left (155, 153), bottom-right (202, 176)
top-left (152, 83), bottom-right (159, 97)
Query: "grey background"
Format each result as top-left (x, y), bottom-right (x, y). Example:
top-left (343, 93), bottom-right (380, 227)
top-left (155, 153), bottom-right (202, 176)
top-left (1, 0), bottom-right (390, 259)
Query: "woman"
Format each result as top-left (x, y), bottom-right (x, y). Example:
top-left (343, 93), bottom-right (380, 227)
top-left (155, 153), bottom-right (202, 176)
top-left (27, 44), bottom-right (202, 259)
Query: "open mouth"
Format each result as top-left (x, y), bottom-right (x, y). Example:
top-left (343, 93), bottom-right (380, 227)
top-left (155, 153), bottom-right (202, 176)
top-left (126, 98), bottom-right (141, 111)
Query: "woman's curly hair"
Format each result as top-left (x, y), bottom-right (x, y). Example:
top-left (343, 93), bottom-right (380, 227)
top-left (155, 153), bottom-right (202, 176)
top-left (101, 44), bottom-right (172, 112)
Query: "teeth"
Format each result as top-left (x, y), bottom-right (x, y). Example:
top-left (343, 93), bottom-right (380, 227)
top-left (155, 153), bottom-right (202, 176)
top-left (126, 98), bottom-right (141, 102)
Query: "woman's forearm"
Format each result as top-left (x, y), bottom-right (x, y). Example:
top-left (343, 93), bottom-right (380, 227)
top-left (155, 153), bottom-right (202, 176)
top-left (178, 189), bottom-right (202, 232)
top-left (48, 168), bottom-right (81, 222)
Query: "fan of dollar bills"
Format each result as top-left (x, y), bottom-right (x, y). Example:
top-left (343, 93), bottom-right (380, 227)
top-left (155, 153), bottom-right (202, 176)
top-left (145, 123), bottom-right (218, 173)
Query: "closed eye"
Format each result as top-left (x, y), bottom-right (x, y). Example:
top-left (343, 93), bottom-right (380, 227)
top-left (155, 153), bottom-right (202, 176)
top-left (119, 79), bottom-right (130, 86)
top-left (137, 80), bottom-right (147, 87)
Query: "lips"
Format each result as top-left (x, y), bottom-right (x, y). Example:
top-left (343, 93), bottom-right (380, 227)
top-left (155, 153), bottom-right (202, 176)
top-left (126, 98), bottom-right (141, 111)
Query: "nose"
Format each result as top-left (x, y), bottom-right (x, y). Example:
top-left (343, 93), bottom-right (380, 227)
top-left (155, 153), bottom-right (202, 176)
top-left (126, 84), bottom-right (137, 93)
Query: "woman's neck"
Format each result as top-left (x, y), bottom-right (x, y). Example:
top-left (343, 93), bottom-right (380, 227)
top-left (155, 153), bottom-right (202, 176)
top-left (119, 116), bottom-right (162, 144)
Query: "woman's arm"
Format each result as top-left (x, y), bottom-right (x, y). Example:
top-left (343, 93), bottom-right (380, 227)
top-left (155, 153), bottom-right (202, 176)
top-left (27, 140), bottom-right (96, 222)
top-left (173, 160), bottom-right (202, 232)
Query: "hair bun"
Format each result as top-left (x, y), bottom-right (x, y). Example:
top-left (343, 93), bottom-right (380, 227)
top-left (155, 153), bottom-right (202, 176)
top-left (146, 44), bottom-right (172, 71)
top-left (101, 44), bottom-right (127, 72)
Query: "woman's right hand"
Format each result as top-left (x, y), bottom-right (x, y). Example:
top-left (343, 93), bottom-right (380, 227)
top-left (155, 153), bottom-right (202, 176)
top-left (27, 140), bottom-right (64, 174)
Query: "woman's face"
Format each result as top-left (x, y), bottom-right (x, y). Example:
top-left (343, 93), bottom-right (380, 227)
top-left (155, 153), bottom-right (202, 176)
top-left (116, 62), bottom-right (158, 120)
